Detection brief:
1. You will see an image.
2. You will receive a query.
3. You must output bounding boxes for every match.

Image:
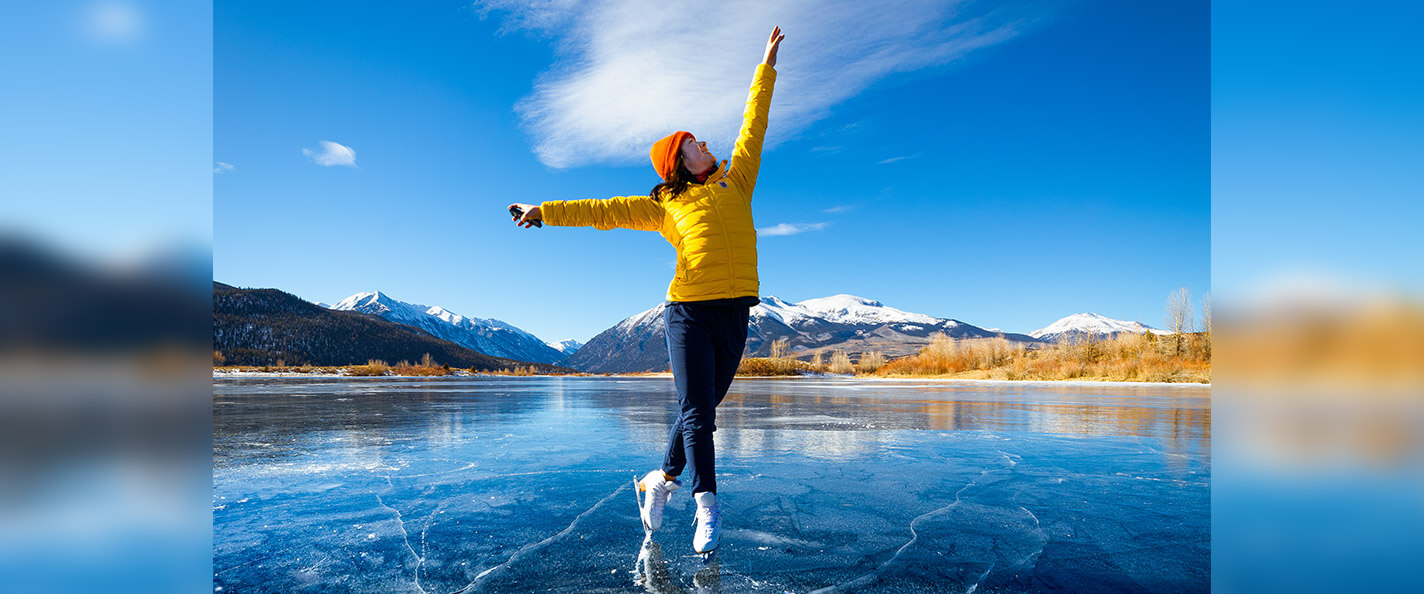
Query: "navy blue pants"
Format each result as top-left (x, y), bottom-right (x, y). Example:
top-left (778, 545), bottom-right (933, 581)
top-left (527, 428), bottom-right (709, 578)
top-left (659, 298), bottom-right (753, 495)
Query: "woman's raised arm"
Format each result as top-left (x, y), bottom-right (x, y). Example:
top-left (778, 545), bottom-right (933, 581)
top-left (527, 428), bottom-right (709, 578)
top-left (726, 26), bottom-right (785, 197)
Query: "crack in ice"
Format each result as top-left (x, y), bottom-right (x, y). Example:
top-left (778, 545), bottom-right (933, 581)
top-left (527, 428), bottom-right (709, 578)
top-left (419, 501), bottom-right (449, 584)
top-left (454, 483), bottom-right (629, 593)
top-left (812, 449), bottom-right (1026, 593)
top-left (964, 563), bottom-right (995, 594)
top-left (810, 474), bottom-right (985, 593)
top-left (375, 476), bottom-right (429, 594)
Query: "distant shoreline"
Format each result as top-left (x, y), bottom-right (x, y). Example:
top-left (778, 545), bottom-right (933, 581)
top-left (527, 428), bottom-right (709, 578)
top-left (212, 369), bottom-right (1208, 387)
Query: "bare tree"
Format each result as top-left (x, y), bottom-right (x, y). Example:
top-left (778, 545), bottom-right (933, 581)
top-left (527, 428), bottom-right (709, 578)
top-left (1165, 287), bottom-right (1194, 356)
top-left (1201, 292), bottom-right (1211, 333)
top-left (859, 351), bottom-right (887, 373)
top-left (1199, 292), bottom-right (1212, 360)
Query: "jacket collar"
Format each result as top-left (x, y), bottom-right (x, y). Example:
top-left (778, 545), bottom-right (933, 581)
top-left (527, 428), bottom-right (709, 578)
top-left (692, 160), bottom-right (729, 184)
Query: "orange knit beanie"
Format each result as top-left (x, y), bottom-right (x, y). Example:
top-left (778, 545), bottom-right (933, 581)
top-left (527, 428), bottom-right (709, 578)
top-left (650, 131), bottom-right (693, 182)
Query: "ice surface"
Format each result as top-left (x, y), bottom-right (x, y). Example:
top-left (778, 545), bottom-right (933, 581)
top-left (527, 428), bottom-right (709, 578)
top-left (214, 377), bottom-right (1209, 592)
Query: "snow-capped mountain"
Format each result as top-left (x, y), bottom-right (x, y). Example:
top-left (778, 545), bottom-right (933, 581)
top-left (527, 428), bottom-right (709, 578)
top-left (1029, 313), bottom-right (1165, 343)
top-left (562, 294), bottom-right (1040, 373)
top-left (215, 282), bottom-right (563, 371)
top-left (329, 291), bottom-right (566, 364)
top-left (757, 295), bottom-right (942, 327)
top-left (546, 339), bottom-right (584, 355)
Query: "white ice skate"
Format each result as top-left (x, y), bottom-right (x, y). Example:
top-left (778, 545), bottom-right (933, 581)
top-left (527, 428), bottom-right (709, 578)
top-left (635, 470), bottom-right (681, 532)
top-left (692, 491), bottom-right (721, 554)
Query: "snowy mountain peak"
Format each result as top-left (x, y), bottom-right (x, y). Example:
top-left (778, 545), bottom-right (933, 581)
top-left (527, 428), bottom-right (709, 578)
top-left (752, 294), bottom-right (940, 327)
top-left (761, 295), bottom-right (795, 308)
top-left (547, 339), bottom-right (584, 355)
top-left (334, 290), bottom-right (397, 313)
top-left (616, 304), bottom-right (667, 331)
top-left (425, 305), bottom-right (467, 326)
top-left (802, 294), bottom-right (883, 308)
top-left (795, 294), bottom-right (937, 326)
top-left (1029, 313), bottom-right (1162, 341)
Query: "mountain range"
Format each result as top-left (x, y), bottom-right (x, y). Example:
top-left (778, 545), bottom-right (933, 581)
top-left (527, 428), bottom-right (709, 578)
top-left (212, 283), bottom-right (569, 372)
top-left (563, 295), bottom-right (1043, 373)
top-left (329, 291), bottom-right (567, 364)
top-left (221, 284), bottom-right (1163, 374)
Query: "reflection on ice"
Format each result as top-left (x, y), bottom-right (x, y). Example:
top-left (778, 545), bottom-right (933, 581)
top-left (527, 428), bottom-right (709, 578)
top-left (214, 377), bottom-right (1208, 592)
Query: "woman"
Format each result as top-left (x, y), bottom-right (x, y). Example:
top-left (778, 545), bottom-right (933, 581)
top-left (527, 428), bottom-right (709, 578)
top-left (508, 26), bottom-right (785, 554)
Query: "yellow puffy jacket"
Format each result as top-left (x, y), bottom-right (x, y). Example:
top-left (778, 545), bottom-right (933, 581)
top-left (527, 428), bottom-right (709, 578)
top-left (541, 64), bottom-right (777, 303)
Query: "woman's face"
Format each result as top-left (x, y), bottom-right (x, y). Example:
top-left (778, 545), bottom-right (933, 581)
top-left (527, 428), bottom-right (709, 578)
top-left (680, 136), bottom-right (716, 176)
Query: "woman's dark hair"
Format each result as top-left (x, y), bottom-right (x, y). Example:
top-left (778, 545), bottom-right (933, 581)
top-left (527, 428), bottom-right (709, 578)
top-left (650, 156), bottom-right (697, 202)
top-left (649, 154), bottom-right (717, 202)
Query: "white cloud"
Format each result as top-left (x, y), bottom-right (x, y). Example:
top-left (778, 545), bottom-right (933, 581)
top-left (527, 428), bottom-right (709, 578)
top-left (213, 162), bottom-right (235, 174)
top-left (475, 0), bottom-right (1043, 168)
top-left (302, 141), bottom-right (357, 167)
top-left (823, 204), bottom-right (855, 213)
top-left (757, 222), bottom-right (828, 237)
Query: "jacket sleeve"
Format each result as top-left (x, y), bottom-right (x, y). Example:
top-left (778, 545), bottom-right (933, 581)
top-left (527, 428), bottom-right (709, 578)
top-left (726, 63), bottom-right (777, 200)
top-left (540, 195), bottom-right (665, 232)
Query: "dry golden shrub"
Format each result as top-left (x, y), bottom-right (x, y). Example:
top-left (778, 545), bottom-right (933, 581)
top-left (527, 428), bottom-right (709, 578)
top-left (348, 359), bottom-right (391, 376)
top-left (387, 353), bottom-right (450, 376)
top-left (737, 357), bottom-right (807, 376)
top-left (489, 365), bottom-right (538, 376)
top-left (876, 331), bottom-right (1208, 383)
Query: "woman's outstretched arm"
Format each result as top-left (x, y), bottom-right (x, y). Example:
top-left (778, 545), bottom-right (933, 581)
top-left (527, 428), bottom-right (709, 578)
top-left (726, 26), bottom-right (785, 198)
top-left (508, 196), bottom-right (664, 232)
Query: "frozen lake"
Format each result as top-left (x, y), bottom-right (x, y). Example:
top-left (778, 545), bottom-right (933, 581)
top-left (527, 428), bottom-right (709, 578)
top-left (213, 377), bottom-right (1209, 593)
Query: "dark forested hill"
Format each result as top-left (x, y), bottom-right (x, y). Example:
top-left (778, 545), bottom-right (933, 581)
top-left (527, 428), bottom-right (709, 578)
top-left (212, 282), bottom-right (568, 372)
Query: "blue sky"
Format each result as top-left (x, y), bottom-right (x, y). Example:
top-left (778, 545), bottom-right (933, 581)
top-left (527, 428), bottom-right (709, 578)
top-left (215, 0), bottom-right (1209, 343)
top-left (1212, 0), bottom-right (1424, 304)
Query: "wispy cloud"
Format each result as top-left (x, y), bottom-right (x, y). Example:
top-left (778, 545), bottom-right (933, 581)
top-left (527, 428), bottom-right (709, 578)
top-left (213, 161), bottom-right (235, 174)
top-left (758, 222), bottom-right (828, 237)
top-left (302, 141), bottom-right (357, 167)
top-left (475, 0), bottom-right (1044, 168)
top-left (877, 153), bottom-right (921, 165)
top-left (823, 204), bottom-right (855, 213)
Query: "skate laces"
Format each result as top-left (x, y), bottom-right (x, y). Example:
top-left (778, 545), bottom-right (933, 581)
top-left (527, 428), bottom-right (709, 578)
top-left (698, 504), bottom-right (720, 536)
top-left (648, 480), bottom-right (675, 511)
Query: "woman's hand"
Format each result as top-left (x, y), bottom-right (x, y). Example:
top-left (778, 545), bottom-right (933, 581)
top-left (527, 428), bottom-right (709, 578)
top-left (762, 25), bottom-right (785, 68)
top-left (508, 203), bottom-right (542, 228)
